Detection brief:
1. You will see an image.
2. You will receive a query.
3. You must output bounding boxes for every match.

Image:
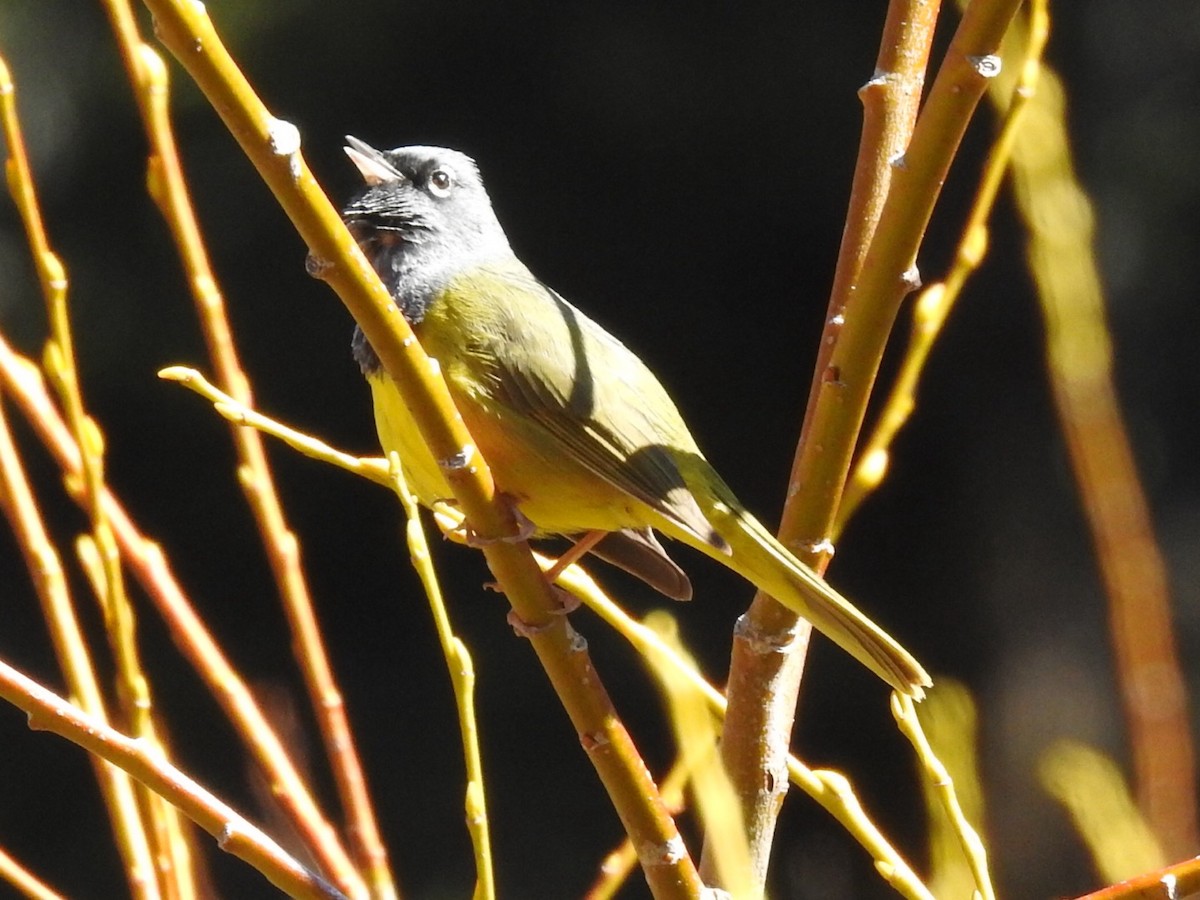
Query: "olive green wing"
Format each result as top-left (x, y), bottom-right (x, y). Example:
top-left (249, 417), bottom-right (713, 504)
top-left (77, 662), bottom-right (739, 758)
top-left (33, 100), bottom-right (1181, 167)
top-left (457, 264), bottom-right (728, 551)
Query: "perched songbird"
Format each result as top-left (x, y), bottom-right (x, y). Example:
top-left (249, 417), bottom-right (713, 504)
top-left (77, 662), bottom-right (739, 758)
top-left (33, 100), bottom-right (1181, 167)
top-left (342, 138), bottom-right (930, 697)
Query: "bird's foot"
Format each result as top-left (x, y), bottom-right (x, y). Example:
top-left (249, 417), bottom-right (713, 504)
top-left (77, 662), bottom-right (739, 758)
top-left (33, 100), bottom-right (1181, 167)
top-left (541, 530), bottom-right (606, 586)
top-left (461, 495), bottom-right (536, 547)
top-left (504, 585), bottom-right (581, 637)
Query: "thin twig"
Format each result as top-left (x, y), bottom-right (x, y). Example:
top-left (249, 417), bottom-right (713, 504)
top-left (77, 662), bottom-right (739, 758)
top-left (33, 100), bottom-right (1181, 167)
top-left (0, 52), bottom-right (164, 900)
top-left (893, 693), bottom-right (995, 900)
top-left (385, 454), bottom-right (494, 900)
top-left (916, 682), bottom-right (988, 899)
top-left (645, 612), bottom-right (753, 898)
top-left (159, 367), bottom-right (391, 487)
top-left (995, 3), bottom-right (1199, 858)
top-left (0, 845), bottom-right (64, 900)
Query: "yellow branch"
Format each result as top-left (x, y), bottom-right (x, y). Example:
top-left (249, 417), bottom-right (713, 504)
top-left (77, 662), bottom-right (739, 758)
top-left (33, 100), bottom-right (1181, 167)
top-left (138, 2), bottom-right (697, 891)
top-left (893, 692), bottom-right (995, 900)
top-left (386, 454), bottom-right (494, 900)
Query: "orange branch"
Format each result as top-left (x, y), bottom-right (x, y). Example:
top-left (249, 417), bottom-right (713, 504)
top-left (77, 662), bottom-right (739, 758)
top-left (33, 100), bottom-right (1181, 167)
top-left (0, 660), bottom-right (347, 900)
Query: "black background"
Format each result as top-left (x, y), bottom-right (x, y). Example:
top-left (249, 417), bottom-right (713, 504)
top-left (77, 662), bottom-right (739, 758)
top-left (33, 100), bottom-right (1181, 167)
top-left (1, 3), bottom-right (1198, 898)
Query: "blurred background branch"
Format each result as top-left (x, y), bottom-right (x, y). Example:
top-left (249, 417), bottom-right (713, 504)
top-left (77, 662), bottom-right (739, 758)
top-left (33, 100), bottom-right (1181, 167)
top-left (995, 7), bottom-right (1198, 859)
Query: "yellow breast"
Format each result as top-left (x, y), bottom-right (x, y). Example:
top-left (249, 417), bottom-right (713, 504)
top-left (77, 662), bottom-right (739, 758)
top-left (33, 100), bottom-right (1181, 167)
top-left (367, 369), bottom-right (643, 536)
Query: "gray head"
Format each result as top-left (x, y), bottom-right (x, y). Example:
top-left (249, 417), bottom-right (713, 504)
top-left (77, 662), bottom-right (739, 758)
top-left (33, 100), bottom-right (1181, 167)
top-left (342, 138), bottom-right (514, 328)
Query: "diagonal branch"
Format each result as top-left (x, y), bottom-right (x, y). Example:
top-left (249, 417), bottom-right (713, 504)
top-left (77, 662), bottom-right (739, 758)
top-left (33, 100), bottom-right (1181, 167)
top-left (997, 9), bottom-right (1198, 857)
top-left (139, 1), bottom-right (698, 894)
top-left (0, 659), bottom-right (347, 900)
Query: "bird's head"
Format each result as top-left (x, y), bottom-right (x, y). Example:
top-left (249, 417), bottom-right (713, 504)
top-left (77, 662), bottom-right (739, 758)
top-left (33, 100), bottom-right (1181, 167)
top-left (341, 138), bottom-right (510, 263)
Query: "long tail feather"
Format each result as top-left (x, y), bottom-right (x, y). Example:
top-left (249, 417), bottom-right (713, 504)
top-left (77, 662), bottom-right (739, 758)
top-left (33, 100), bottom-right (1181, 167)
top-left (734, 511), bottom-right (930, 696)
top-left (681, 503), bottom-right (931, 697)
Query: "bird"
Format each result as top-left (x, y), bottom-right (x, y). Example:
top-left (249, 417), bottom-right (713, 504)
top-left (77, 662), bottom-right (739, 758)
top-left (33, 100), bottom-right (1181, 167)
top-left (340, 137), bottom-right (930, 697)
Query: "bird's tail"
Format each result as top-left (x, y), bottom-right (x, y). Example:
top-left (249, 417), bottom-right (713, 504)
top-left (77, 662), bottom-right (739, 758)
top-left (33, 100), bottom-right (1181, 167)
top-left (708, 505), bottom-right (932, 698)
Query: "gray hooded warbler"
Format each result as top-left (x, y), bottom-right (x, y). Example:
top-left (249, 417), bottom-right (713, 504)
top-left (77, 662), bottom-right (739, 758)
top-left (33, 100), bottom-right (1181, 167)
top-left (341, 137), bottom-right (930, 697)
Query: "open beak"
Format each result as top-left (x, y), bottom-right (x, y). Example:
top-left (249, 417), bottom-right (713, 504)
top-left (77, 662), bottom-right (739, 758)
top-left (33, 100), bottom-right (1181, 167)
top-left (344, 136), bottom-right (403, 186)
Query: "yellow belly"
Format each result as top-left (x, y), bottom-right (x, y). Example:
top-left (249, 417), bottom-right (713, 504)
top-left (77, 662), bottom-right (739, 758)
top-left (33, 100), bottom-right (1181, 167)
top-left (367, 371), bottom-right (643, 537)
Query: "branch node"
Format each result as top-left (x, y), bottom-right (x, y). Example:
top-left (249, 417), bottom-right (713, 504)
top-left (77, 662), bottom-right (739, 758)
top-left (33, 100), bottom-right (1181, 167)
top-left (304, 251), bottom-right (332, 280)
top-left (638, 835), bottom-right (687, 866)
top-left (266, 117), bottom-right (302, 179)
top-left (967, 54), bottom-right (1003, 78)
top-left (789, 536), bottom-right (836, 557)
top-left (437, 445), bottom-right (475, 473)
top-left (505, 608), bottom-right (553, 638)
top-left (733, 613), bottom-right (806, 655)
top-left (859, 68), bottom-right (893, 96)
top-left (580, 730), bottom-right (611, 751)
top-left (566, 622), bottom-right (588, 649)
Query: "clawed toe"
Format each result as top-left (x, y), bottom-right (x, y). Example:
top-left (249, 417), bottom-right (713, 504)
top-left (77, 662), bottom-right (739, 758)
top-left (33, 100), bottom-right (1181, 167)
top-left (505, 585), bottom-right (579, 636)
top-left (462, 495), bottom-right (536, 547)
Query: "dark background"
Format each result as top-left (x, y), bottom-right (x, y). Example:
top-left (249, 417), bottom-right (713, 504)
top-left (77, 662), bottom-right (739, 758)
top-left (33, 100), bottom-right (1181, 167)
top-left (1, 2), bottom-right (1198, 898)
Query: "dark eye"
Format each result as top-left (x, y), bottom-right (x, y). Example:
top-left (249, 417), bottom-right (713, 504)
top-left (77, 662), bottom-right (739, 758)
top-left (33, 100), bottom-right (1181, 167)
top-left (428, 168), bottom-right (454, 197)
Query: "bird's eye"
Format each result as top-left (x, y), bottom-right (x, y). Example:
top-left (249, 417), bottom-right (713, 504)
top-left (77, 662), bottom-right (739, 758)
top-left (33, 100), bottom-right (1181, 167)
top-left (428, 168), bottom-right (454, 197)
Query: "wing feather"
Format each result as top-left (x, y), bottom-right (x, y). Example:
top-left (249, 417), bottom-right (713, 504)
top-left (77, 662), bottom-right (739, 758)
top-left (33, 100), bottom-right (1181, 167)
top-left (447, 264), bottom-right (726, 549)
